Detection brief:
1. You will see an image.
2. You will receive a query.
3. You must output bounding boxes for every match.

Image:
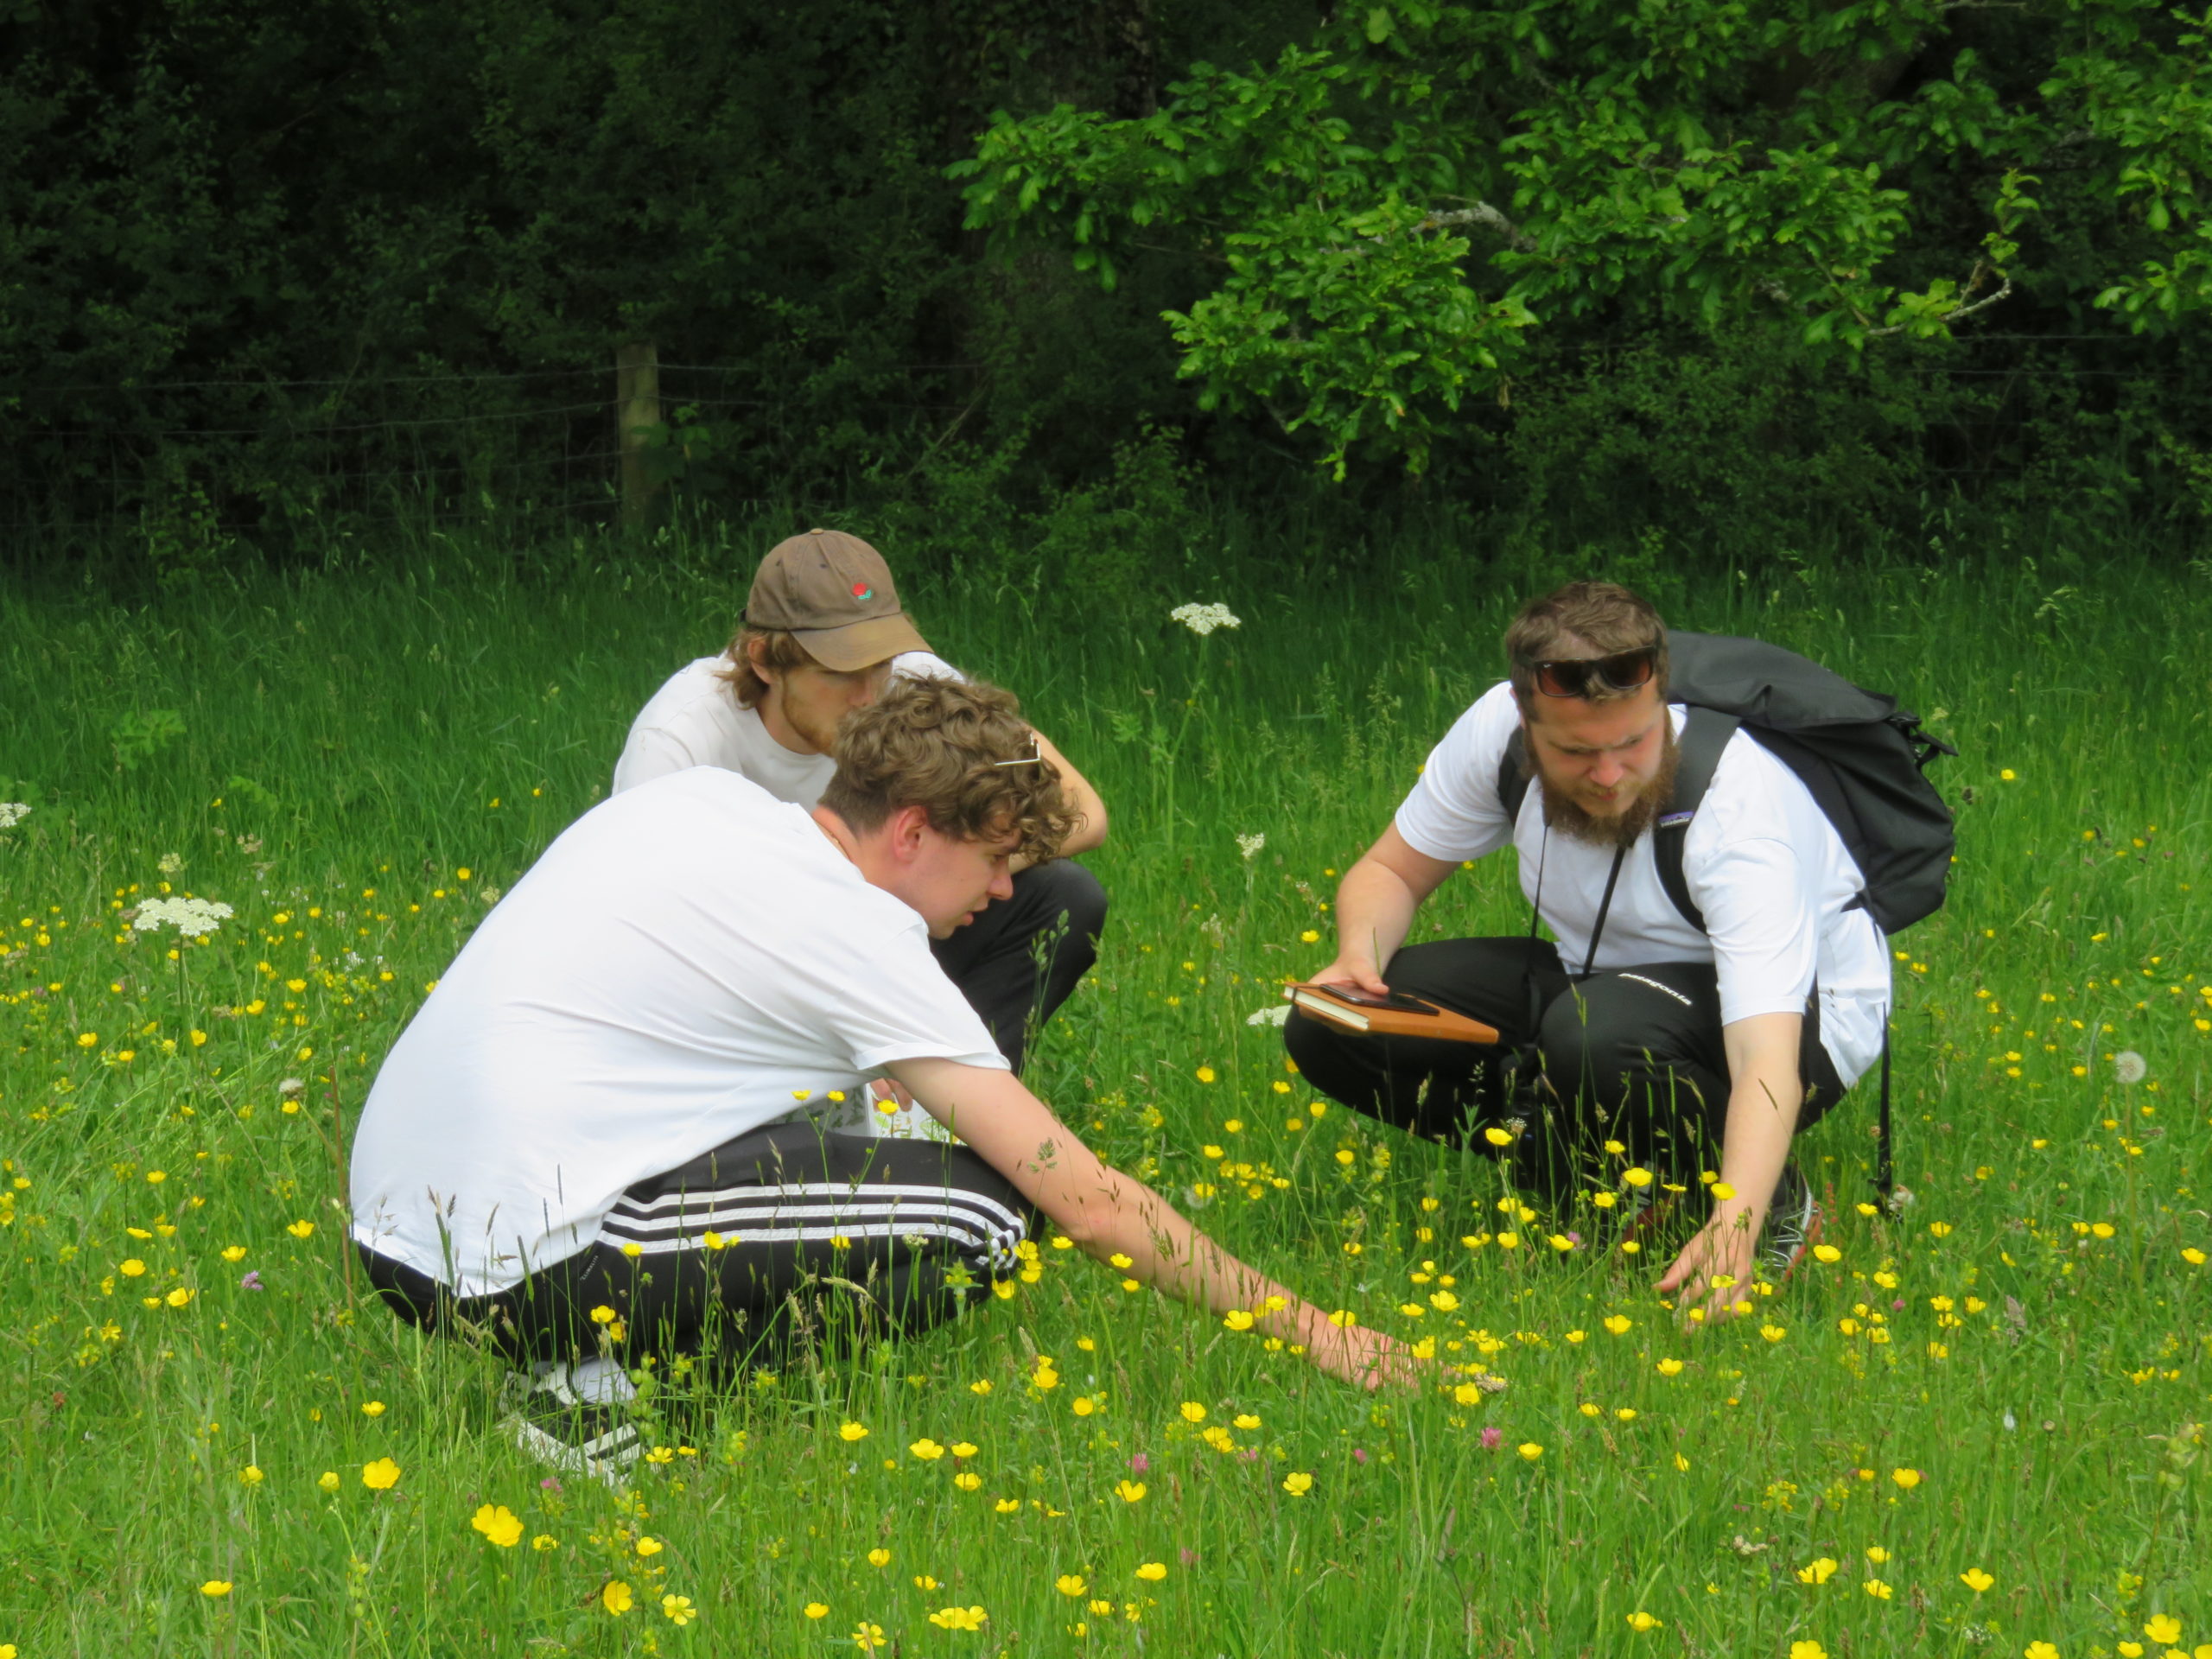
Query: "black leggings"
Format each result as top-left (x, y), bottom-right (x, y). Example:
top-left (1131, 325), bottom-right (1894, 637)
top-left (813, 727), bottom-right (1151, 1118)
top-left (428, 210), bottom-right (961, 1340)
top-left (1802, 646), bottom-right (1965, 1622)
top-left (361, 1120), bottom-right (1039, 1368)
top-left (1285, 937), bottom-right (1846, 1188)
top-left (931, 859), bottom-right (1108, 1074)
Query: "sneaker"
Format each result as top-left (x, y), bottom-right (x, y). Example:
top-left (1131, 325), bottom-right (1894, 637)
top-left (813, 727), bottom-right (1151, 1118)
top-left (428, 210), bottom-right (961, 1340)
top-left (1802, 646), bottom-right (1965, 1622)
top-left (503, 1362), bottom-right (643, 1486)
top-left (1759, 1165), bottom-right (1824, 1281)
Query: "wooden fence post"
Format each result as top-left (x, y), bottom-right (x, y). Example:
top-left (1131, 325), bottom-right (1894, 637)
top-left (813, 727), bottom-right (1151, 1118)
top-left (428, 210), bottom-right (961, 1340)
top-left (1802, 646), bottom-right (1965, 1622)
top-left (616, 341), bottom-right (663, 531)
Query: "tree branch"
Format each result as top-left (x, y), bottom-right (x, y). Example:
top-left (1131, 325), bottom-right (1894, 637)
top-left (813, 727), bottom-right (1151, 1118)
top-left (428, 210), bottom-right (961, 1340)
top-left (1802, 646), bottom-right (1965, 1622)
top-left (1866, 274), bottom-right (2015, 338)
top-left (1421, 202), bottom-right (1535, 251)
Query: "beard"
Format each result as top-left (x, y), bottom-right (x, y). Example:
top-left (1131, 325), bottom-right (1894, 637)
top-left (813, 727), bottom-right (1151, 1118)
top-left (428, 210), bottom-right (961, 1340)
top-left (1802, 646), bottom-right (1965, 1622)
top-left (1538, 721), bottom-right (1681, 849)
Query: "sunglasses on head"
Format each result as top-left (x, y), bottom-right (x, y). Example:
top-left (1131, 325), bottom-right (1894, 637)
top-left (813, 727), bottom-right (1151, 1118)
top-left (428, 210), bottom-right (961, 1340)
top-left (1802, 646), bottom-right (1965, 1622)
top-left (1522, 646), bottom-right (1658, 700)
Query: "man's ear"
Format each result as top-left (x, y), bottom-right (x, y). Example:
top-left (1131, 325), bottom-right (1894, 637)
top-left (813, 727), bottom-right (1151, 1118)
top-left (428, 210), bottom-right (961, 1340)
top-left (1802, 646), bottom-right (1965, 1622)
top-left (745, 634), bottom-right (777, 687)
top-left (884, 803), bottom-right (933, 862)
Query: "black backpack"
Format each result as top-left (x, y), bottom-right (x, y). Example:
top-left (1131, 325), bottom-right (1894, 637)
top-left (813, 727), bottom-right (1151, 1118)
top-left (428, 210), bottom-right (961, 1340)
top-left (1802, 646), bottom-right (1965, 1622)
top-left (1497, 630), bottom-right (1957, 1194)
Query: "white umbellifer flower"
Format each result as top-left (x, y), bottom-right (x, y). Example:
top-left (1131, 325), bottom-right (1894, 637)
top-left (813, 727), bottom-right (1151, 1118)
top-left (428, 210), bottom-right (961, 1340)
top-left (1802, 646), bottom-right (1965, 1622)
top-left (2113, 1050), bottom-right (2148, 1084)
top-left (157, 852), bottom-right (183, 877)
top-left (1236, 832), bottom-right (1266, 861)
top-left (130, 896), bottom-right (235, 938)
top-left (1245, 1004), bottom-right (1292, 1027)
top-left (0, 803), bottom-right (29, 830)
top-left (1169, 601), bottom-right (1242, 637)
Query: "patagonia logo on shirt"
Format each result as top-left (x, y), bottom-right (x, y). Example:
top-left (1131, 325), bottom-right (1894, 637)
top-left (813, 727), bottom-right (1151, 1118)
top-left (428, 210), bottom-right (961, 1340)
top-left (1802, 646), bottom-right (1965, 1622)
top-left (1657, 810), bottom-right (1695, 829)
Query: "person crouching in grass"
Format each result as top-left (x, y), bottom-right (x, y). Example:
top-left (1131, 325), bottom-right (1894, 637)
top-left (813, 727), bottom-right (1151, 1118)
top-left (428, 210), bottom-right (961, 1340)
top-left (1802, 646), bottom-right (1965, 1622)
top-left (350, 678), bottom-right (1414, 1479)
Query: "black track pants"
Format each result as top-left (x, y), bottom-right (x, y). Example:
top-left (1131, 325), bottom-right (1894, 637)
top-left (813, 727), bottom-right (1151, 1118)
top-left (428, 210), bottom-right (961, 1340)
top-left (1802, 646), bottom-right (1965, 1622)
top-left (360, 1120), bottom-right (1039, 1367)
top-left (1284, 937), bottom-right (1846, 1186)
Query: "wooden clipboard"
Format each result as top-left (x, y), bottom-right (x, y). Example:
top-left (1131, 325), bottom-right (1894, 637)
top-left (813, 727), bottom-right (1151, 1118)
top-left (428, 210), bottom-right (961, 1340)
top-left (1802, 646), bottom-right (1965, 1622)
top-left (1284, 982), bottom-right (1500, 1046)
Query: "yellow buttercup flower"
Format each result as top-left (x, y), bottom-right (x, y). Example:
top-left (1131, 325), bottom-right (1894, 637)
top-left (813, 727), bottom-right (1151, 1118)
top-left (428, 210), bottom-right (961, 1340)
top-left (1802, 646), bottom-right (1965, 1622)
top-left (1136, 1562), bottom-right (1167, 1582)
top-left (1281, 1471), bottom-right (1314, 1495)
top-left (804, 1603), bottom-right (830, 1619)
top-left (839, 1422), bottom-right (868, 1441)
top-left (471, 1504), bottom-right (523, 1548)
top-left (910, 1439), bottom-right (946, 1461)
top-left (1624, 1611), bottom-right (1662, 1632)
top-left (1115, 1480), bottom-right (1147, 1503)
top-left (1796, 1558), bottom-right (1839, 1585)
top-left (1960, 1567), bottom-right (1994, 1593)
top-left (1055, 1574), bottom-right (1088, 1598)
top-left (200, 1580), bottom-right (233, 1599)
top-left (662, 1595), bottom-right (695, 1626)
top-left (601, 1580), bottom-right (633, 1616)
top-left (1891, 1467), bottom-right (1922, 1490)
top-left (867, 1548), bottom-right (892, 1568)
top-left (1516, 1442), bottom-right (1543, 1462)
top-left (2144, 1616), bottom-right (2182, 1645)
top-left (360, 1458), bottom-right (400, 1491)
top-left (1179, 1402), bottom-right (1206, 1423)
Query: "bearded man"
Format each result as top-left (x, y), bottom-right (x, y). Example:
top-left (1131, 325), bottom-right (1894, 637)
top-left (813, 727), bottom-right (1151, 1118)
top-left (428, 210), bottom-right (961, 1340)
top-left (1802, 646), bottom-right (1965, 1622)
top-left (1286, 582), bottom-right (1891, 1320)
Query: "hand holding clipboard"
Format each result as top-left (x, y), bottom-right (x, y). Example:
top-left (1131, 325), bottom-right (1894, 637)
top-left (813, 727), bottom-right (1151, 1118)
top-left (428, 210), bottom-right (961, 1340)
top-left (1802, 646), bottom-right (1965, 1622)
top-left (1284, 982), bottom-right (1499, 1046)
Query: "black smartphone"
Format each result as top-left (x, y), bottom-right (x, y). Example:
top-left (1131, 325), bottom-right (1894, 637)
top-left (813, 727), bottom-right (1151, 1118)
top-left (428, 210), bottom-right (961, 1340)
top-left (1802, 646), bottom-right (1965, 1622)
top-left (1311, 983), bottom-right (1435, 1014)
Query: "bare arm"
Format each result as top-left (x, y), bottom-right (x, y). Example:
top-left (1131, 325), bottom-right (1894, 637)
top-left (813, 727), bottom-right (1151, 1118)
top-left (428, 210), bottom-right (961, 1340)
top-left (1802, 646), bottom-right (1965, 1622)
top-left (1013, 727), bottom-right (1108, 870)
top-left (1655, 1011), bottom-right (1804, 1322)
top-left (1311, 825), bottom-right (1461, 994)
top-left (888, 1055), bottom-right (1415, 1390)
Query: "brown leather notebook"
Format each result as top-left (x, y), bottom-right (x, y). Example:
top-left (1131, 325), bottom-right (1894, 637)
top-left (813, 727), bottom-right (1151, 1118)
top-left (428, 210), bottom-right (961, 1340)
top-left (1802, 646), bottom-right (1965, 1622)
top-left (1283, 982), bottom-right (1500, 1045)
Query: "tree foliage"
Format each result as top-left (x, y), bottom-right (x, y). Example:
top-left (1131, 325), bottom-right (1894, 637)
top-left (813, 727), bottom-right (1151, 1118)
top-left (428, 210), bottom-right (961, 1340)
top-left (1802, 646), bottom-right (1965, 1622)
top-left (958, 0), bottom-right (2212, 475)
top-left (0, 0), bottom-right (1224, 537)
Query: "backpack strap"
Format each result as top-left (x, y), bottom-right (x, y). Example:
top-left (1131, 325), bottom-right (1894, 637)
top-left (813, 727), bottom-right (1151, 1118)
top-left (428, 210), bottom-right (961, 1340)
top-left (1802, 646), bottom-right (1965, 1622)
top-left (1652, 707), bottom-right (1740, 934)
top-left (1498, 728), bottom-right (1531, 825)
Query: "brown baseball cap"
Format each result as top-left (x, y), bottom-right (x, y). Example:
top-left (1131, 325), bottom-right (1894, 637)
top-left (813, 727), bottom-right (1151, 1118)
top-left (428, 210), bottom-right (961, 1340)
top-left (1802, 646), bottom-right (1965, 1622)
top-left (745, 529), bottom-right (931, 671)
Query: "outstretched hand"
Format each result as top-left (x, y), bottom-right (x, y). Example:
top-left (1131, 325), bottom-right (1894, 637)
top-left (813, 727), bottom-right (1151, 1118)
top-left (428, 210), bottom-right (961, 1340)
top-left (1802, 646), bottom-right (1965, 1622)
top-left (1306, 1321), bottom-right (1426, 1392)
top-left (1654, 1203), bottom-right (1763, 1328)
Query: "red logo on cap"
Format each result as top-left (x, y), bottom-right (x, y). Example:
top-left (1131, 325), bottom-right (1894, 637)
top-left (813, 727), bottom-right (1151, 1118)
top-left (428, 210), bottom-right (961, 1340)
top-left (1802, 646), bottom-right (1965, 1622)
top-left (852, 582), bottom-right (874, 601)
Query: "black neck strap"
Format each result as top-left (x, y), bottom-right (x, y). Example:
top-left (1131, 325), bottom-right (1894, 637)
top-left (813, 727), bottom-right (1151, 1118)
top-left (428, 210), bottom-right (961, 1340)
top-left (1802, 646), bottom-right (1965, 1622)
top-left (1524, 829), bottom-right (1630, 981)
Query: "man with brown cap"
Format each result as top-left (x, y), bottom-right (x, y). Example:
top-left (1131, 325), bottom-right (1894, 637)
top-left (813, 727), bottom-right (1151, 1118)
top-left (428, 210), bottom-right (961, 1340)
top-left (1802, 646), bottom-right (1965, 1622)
top-left (614, 529), bottom-right (1110, 1077)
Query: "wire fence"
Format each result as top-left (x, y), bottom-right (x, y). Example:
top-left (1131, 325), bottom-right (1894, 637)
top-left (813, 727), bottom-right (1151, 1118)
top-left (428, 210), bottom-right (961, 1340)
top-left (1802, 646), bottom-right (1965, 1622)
top-left (0, 331), bottom-right (2197, 545)
top-left (0, 357), bottom-right (979, 544)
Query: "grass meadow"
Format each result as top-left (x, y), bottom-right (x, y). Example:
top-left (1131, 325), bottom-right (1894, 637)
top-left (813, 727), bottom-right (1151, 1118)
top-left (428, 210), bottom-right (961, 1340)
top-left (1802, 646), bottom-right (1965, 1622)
top-left (0, 524), bottom-right (2208, 1658)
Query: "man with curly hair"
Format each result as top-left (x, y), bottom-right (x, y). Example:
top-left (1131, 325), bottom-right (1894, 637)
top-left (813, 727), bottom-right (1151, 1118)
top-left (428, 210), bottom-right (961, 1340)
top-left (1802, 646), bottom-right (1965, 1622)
top-left (354, 679), bottom-right (1413, 1479)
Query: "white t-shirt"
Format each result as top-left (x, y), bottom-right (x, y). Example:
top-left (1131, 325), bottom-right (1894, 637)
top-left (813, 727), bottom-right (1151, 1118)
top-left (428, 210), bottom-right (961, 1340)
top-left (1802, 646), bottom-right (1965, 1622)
top-left (1393, 683), bottom-right (1891, 1087)
top-left (348, 767), bottom-right (1007, 1295)
top-left (612, 651), bottom-right (963, 803)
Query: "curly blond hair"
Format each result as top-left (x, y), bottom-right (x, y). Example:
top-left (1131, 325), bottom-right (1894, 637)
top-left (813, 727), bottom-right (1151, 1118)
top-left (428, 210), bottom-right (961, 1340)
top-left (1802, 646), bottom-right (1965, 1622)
top-left (820, 678), bottom-right (1074, 866)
